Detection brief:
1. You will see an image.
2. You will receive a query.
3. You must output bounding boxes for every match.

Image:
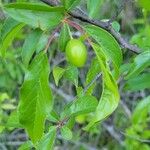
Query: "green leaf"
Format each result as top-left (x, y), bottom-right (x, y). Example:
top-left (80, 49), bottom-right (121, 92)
top-left (76, 86), bottom-right (84, 97)
top-left (111, 21), bottom-right (120, 32)
top-left (61, 95), bottom-right (98, 119)
top-left (58, 23), bottom-right (71, 52)
top-left (1, 18), bottom-right (19, 40)
top-left (125, 73), bottom-right (150, 91)
top-left (53, 66), bottom-right (65, 86)
top-left (138, 0), bottom-right (150, 11)
top-left (36, 34), bottom-right (49, 53)
top-left (130, 26), bottom-right (150, 51)
top-left (3, 3), bottom-right (63, 30)
top-left (62, 0), bottom-right (81, 10)
top-left (84, 25), bottom-right (122, 78)
top-left (37, 126), bottom-right (56, 150)
top-left (126, 51), bottom-right (150, 79)
top-left (84, 43), bottom-right (120, 130)
top-left (18, 141), bottom-right (33, 150)
top-left (22, 29), bottom-right (42, 67)
top-left (119, 63), bottom-right (131, 75)
top-left (64, 64), bottom-right (78, 86)
top-left (85, 57), bottom-right (101, 95)
top-left (66, 117), bottom-right (75, 129)
top-left (47, 110), bottom-right (60, 123)
top-left (18, 52), bottom-right (53, 143)
top-left (87, 0), bottom-right (103, 19)
top-left (4, 3), bottom-right (64, 12)
top-left (61, 126), bottom-right (72, 140)
top-left (6, 110), bottom-right (23, 128)
top-left (132, 96), bottom-right (150, 124)
top-left (0, 17), bottom-right (24, 56)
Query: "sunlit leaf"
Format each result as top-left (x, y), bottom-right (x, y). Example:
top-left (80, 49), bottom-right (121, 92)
top-left (61, 0), bottom-right (81, 10)
top-left (6, 110), bottom-right (23, 128)
top-left (58, 23), bottom-right (71, 52)
top-left (125, 73), bottom-right (150, 91)
top-left (84, 25), bottom-right (122, 78)
top-left (22, 29), bottom-right (42, 67)
top-left (76, 86), bottom-right (84, 97)
top-left (85, 43), bottom-right (120, 130)
top-left (111, 21), bottom-right (120, 32)
top-left (64, 64), bottom-right (78, 86)
top-left (87, 0), bottom-right (103, 19)
top-left (85, 57), bottom-right (101, 95)
top-left (130, 26), bottom-right (150, 51)
top-left (4, 3), bottom-right (64, 12)
top-left (18, 52), bottom-right (53, 143)
top-left (138, 0), bottom-right (150, 11)
top-left (126, 51), bottom-right (150, 79)
top-left (36, 34), bottom-right (49, 53)
top-left (66, 117), bottom-right (75, 129)
top-left (18, 141), bottom-right (33, 150)
top-left (3, 3), bottom-right (63, 30)
top-left (37, 126), bottom-right (56, 150)
top-left (47, 110), bottom-right (60, 123)
top-left (61, 95), bottom-right (98, 119)
top-left (53, 66), bottom-right (65, 86)
top-left (61, 126), bottom-right (72, 140)
top-left (132, 96), bottom-right (150, 124)
top-left (0, 17), bottom-right (24, 56)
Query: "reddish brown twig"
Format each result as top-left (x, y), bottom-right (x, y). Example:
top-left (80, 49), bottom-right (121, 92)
top-left (64, 19), bottom-right (84, 33)
top-left (44, 24), bottom-right (61, 53)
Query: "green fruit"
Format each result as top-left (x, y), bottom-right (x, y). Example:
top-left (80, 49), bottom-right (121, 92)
top-left (65, 39), bottom-right (87, 67)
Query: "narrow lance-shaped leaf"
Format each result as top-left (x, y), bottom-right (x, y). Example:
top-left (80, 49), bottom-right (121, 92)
top-left (36, 34), bottom-right (49, 53)
top-left (61, 126), bottom-right (72, 140)
top-left (37, 126), bottom-right (57, 150)
top-left (3, 3), bottom-right (64, 30)
top-left (84, 25), bottom-right (122, 79)
top-left (64, 64), bottom-right (79, 87)
top-left (58, 23), bottom-right (71, 52)
top-left (125, 73), bottom-right (150, 91)
top-left (53, 66), bottom-right (65, 86)
top-left (61, 95), bottom-right (98, 119)
top-left (65, 117), bottom-right (75, 130)
top-left (1, 17), bottom-right (20, 40)
top-left (18, 141), bottom-right (33, 150)
top-left (18, 52), bottom-right (53, 143)
top-left (22, 29), bottom-right (42, 67)
top-left (132, 96), bottom-right (150, 124)
top-left (85, 43), bottom-right (120, 130)
top-left (111, 21), bottom-right (120, 32)
top-left (61, 0), bottom-right (81, 10)
top-left (76, 86), bottom-right (84, 98)
top-left (87, 0), bottom-right (103, 19)
top-left (126, 50), bottom-right (150, 79)
top-left (85, 57), bottom-right (101, 95)
top-left (47, 110), bottom-right (60, 123)
top-left (6, 110), bottom-right (23, 128)
top-left (4, 3), bottom-right (64, 12)
top-left (0, 17), bottom-right (24, 56)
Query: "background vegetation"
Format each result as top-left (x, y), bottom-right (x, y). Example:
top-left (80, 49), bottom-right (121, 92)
top-left (0, 0), bottom-right (150, 150)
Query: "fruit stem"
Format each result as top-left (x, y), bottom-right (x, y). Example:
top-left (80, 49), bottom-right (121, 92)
top-left (63, 19), bottom-right (93, 45)
top-left (64, 19), bottom-right (84, 34)
top-left (44, 24), bottom-right (62, 53)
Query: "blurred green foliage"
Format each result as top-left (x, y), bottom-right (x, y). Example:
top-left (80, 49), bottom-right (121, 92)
top-left (0, 0), bottom-right (149, 150)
